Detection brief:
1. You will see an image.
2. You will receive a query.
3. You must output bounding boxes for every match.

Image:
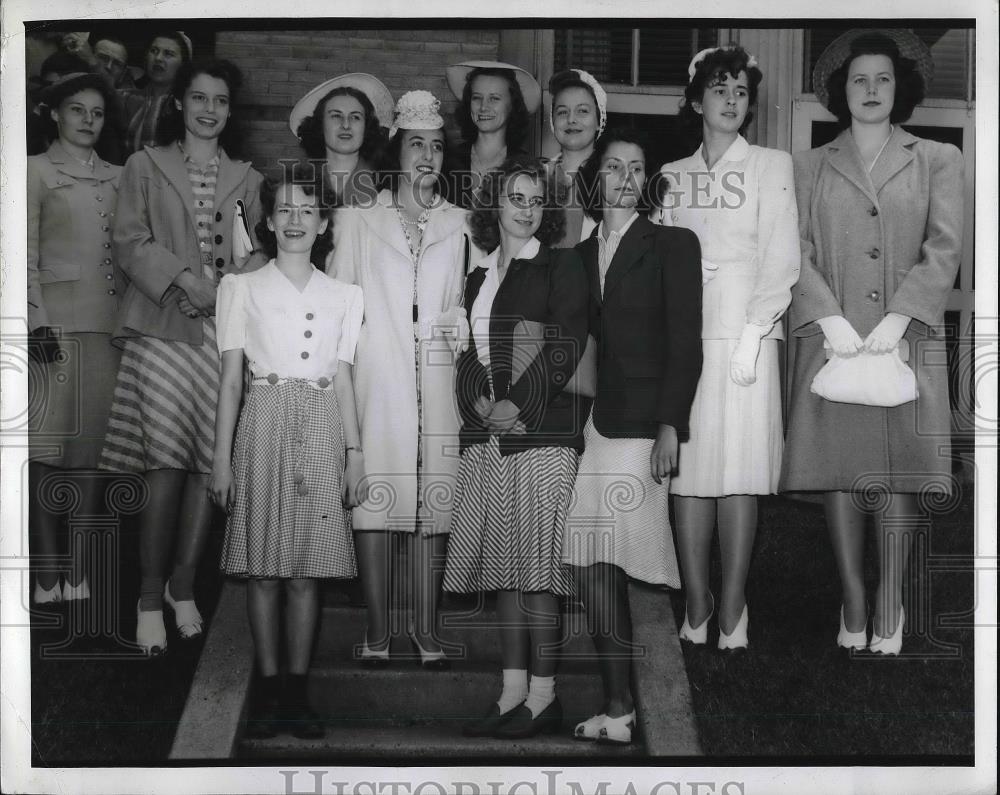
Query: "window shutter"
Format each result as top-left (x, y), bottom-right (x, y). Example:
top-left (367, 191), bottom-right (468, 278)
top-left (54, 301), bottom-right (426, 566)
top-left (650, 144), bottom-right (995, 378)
top-left (638, 28), bottom-right (718, 85)
top-left (553, 28), bottom-right (632, 84)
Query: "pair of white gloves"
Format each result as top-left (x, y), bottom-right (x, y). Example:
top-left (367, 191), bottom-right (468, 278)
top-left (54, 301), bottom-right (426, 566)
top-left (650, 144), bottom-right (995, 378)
top-left (817, 313), bottom-right (911, 356)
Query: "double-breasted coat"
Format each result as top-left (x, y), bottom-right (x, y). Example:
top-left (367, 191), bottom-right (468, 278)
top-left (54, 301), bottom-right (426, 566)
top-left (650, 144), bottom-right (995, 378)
top-left (330, 190), bottom-right (468, 535)
top-left (780, 128), bottom-right (964, 493)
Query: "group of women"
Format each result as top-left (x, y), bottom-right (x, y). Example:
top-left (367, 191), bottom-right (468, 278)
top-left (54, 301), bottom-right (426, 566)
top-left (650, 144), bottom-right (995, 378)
top-left (27, 28), bottom-right (963, 745)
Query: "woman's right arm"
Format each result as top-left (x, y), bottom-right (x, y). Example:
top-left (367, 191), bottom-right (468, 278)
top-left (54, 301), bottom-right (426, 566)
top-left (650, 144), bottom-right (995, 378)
top-left (210, 275), bottom-right (247, 511)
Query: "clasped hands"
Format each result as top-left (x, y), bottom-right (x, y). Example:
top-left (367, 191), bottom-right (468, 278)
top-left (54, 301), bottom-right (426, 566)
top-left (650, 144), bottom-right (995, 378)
top-left (817, 312), bottom-right (911, 357)
top-left (474, 396), bottom-right (526, 436)
top-left (175, 270), bottom-right (218, 319)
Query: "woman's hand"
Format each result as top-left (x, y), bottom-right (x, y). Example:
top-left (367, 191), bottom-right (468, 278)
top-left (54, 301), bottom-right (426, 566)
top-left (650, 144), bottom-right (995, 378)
top-left (650, 424), bottom-right (678, 485)
top-left (730, 324), bottom-right (766, 386)
top-left (342, 453), bottom-right (368, 508)
top-left (209, 463), bottom-right (235, 513)
top-left (700, 258), bottom-right (720, 286)
top-left (864, 312), bottom-right (911, 354)
top-left (177, 294), bottom-right (205, 319)
top-left (435, 306), bottom-right (470, 355)
top-left (175, 270), bottom-right (218, 315)
top-left (473, 395), bottom-right (494, 420)
top-left (817, 315), bottom-right (864, 357)
top-left (485, 399), bottom-right (520, 434)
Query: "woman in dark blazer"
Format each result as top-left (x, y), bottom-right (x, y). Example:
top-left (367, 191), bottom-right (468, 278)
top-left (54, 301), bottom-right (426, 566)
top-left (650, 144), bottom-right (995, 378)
top-left (564, 128), bottom-right (702, 744)
top-left (443, 156), bottom-right (590, 739)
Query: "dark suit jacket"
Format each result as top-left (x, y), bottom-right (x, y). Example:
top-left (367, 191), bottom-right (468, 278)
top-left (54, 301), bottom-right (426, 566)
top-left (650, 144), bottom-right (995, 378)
top-left (455, 243), bottom-right (591, 455)
top-left (578, 214), bottom-right (703, 440)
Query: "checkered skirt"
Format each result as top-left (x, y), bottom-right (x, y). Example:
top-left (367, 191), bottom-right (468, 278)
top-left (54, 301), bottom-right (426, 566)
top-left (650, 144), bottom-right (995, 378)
top-left (443, 438), bottom-right (578, 596)
top-left (220, 381), bottom-right (357, 579)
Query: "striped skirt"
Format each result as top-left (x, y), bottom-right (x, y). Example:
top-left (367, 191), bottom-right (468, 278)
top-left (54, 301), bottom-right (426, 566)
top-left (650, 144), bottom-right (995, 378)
top-left (443, 438), bottom-right (578, 596)
top-left (99, 330), bottom-right (219, 474)
top-left (220, 382), bottom-right (356, 579)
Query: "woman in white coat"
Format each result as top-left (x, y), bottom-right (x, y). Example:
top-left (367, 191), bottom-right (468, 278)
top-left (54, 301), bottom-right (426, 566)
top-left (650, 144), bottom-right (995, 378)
top-left (655, 46), bottom-right (799, 651)
top-left (330, 90), bottom-right (469, 668)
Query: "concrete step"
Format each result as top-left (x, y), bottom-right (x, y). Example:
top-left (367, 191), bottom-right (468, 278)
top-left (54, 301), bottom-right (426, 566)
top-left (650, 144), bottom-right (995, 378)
top-left (304, 662), bottom-right (604, 723)
top-left (314, 603), bottom-right (600, 664)
top-left (240, 721), bottom-right (641, 759)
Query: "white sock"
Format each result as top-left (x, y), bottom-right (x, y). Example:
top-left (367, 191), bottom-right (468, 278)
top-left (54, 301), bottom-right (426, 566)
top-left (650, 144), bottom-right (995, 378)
top-left (496, 668), bottom-right (528, 714)
top-left (523, 675), bottom-right (555, 718)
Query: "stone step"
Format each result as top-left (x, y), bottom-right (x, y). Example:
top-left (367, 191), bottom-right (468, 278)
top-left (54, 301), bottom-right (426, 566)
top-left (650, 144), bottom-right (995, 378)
top-left (304, 663), bottom-right (604, 723)
top-left (240, 720), bottom-right (641, 759)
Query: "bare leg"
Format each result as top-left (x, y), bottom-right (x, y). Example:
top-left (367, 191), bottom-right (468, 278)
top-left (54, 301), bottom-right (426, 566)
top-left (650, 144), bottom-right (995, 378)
top-left (410, 532), bottom-right (448, 653)
top-left (354, 531), bottom-right (390, 650)
top-left (167, 472), bottom-right (214, 601)
top-left (673, 495), bottom-right (716, 627)
top-left (138, 469), bottom-right (186, 610)
top-left (285, 578), bottom-right (320, 675)
top-left (574, 563), bottom-right (633, 718)
top-left (824, 491), bottom-right (868, 632)
top-left (247, 578), bottom-right (282, 676)
top-left (717, 495), bottom-right (757, 634)
top-left (523, 592), bottom-right (561, 679)
top-left (872, 493), bottom-right (919, 637)
top-left (29, 462), bottom-right (63, 591)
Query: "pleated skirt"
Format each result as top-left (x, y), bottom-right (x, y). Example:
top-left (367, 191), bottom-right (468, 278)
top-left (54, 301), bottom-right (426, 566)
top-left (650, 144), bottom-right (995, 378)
top-left (443, 438), bottom-right (578, 596)
top-left (563, 414), bottom-right (679, 587)
top-left (220, 382), bottom-right (356, 579)
top-left (671, 338), bottom-right (783, 497)
top-left (99, 329), bottom-right (219, 475)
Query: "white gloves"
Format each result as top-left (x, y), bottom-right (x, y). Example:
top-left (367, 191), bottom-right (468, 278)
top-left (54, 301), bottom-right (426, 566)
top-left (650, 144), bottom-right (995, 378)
top-left (434, 306), bottom-right (470, 355)
top-left (701, 258), bottom-right (720, 286)
top-left (817, 315), bottom-right (865, 357)
top-left (730, 323), bottom-right (768, 386)
top-left (864, 312), bottom-right (911, 354)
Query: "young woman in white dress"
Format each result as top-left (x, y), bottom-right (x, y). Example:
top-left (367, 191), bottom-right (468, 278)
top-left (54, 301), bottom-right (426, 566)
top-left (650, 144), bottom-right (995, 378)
top-left (655, 46), bottom-right (799, 651)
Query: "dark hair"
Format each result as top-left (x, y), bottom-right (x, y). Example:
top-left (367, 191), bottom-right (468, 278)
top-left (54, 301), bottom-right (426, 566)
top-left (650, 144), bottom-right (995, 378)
top-left (39, 72), bottom-right (121, 156)
top-left (254, 167), bottom-right (336, 271)
top-left (379, 127), bottom-right (449, 196)
top-left (468, 155), bottom-right (566, 252)
top-left (825, 33), bottom-right (925, 128)
top-left (146, 31), bottom-right (192, 63)
top-left (455, 67), bottom-right (531, 151)
top-left (154, 60), bottom-right (244, 153)
top-left (296, 85), bottom-right (386, 165)
top-left (548, 69), bottom-right (600, 119)
top-left (37, 52), bottom-right (91, 80)
top-left (88, 32), bottom-right (128, 51)
top-left (679, 45), bottom-right (763, 140)
top-left (576, 127), bottom-right (654, 222)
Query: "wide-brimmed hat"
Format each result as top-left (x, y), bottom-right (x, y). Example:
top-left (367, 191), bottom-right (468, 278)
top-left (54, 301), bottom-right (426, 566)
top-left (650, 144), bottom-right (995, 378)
top-left (812, 29), bottom-right (934, 110)
top-left (445, 60), bottom-right (542, 114)
top-left (38, 71), bottom-right (111, 107)
top-left (289, 73), bottom-right (395, 135)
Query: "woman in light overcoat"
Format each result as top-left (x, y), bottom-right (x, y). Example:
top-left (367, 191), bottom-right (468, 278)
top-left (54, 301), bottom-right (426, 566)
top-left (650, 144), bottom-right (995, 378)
top-left (781, 31), bottom-right (964, 656)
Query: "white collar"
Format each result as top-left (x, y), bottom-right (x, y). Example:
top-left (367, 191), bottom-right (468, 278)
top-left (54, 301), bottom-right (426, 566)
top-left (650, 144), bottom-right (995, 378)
top-left (696, 134), bottom-right (750, 170)
top-left (483, 236), bottom-right (541, 272)
top-left (598, 210), bottom-right (640, 242)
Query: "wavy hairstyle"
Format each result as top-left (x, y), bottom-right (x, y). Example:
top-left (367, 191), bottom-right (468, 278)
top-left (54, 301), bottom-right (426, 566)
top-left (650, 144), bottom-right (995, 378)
top-left (678, 45), bottom-right (763, 140)
top-left (38, 71), bottom-right (122, 158)
top-left (455, 67), bottom-right (531, 151)
top-left (154, 59), bottom-right (244, 155)
top-left (576, 127), bottom-right (655, 223)
top-left (825, 32), bottom-right (926, 129)
top-left (254, 166), bottom-right (336, 271)
top-left (468, 155), bottom-right (566, 252)
top-left (295, 85), bottom-right (387, 164)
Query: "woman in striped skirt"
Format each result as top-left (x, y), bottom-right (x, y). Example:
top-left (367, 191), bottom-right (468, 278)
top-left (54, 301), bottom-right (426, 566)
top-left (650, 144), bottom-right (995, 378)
top-left (443, 156), bottom-right (590, 739)
top-left (99, 60), bottom-right (264, 655)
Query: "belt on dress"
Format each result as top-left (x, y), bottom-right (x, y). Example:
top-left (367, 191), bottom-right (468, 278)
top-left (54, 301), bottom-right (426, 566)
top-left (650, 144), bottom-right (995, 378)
top-left (251, 373), bottom-right (336, 390)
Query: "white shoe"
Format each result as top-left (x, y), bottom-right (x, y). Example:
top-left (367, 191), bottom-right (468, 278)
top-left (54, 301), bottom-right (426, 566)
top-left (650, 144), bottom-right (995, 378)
top-left (836, 605), bottom-right (867, 651)
top-left (34, 578), bottom-right (63, 605)
top-left (596, 710), bottom-right (636, 745)
top-left (869, 606), bottom-right (904, 656)
top-left (163, 581), bottom-right (203, 640)
top-left (62, 577), bottom-right (91, 602)
top-left (573, 713), bottom-right (607, 741)
top-left (717, 604), bottom-right (749, 651)
top-left (679, 594), bottom-right (714, 645)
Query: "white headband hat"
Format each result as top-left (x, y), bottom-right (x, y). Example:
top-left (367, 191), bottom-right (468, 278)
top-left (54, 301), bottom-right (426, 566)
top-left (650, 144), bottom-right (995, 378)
top-left (548, 68), bottom-right (608, 137)
top-left (389, 90), bottom-right (445, 139)
top-left (687, 46), bottom-right (759, 82)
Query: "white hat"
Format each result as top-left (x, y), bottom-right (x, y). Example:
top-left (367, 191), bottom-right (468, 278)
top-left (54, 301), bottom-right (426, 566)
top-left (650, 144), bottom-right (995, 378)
top-left (389, 90), bottom-right (445, 139)
top-left (289, 73), bottom-right (394, 136)
top-left (445, 60), bottom-right (542, 114)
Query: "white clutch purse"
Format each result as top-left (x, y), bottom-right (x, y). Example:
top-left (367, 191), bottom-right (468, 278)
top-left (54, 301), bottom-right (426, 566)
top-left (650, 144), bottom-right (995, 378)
top-left (810, 344), bottom-right (917, 408)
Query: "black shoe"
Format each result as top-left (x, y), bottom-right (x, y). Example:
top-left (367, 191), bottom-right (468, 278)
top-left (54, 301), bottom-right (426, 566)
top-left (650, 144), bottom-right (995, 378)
top-left (462, 703), bottom-right (516, 737)
top-left (283, 673), bottom-right (325, 738)
top-left (244, 675), bottom-right (282, 739)
top-left (493, 698), bottom-right (562, 739)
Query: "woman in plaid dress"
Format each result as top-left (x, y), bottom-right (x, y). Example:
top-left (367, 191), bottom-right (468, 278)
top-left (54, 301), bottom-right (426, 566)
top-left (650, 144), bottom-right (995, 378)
top-left (210, 172), bottom-right (367, 739)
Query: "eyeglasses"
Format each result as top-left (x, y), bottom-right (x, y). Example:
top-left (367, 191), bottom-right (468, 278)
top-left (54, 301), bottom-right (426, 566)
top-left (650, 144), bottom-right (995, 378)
top-left (505, 193), bottom-right (545, 210)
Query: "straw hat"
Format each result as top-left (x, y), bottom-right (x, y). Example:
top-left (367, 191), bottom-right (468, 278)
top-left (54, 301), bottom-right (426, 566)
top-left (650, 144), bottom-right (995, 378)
top-left (289, 73), bottom-right (394, 135)
top-left (812, 29), bottom-right (934, 110)
top-left (388, 90), bottom-right (445, 138)
top-left (446, 60), bottom-right (542, 114)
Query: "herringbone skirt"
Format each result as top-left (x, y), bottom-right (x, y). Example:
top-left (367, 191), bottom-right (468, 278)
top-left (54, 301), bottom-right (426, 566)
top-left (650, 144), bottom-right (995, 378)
top-left (443, 438), bottom-right (578, 596)
top-left (220, 382), bottom-right (356, 579)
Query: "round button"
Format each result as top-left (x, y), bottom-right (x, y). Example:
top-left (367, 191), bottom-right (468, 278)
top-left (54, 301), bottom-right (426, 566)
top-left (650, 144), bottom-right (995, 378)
top-left (301, 351), bottom-right (310, 359)
top-left (306, 313), bottom-right (314, 320)
top-left (297, 483), bottom-right (309, 497)
top-left (317, 377), bottom-right (331, 388)
top-left (215, 212), bottom-right (223, 222)
top-left (198, 201), bottom-right (204, 207)
top-left (304, 330), bottom-right (313, 338)
top-left (869, 206), bottom-right (879, 216)
top-left (868, 290), bottom-right (881, 302)
top-left (99, 211), bottom-right (108, 218)
top-left (104, 243), bottom-right (112, 249)
top-left (267, 373), bottom-right (280, 385)
top-left (95, 195), bottom-right (103, 202)
top-left (101, 226), bottom-right (110, 232)
top-left (105, 274), bottom-right (113, 280)
top-left (198, 221), bottom-right (206, 228)
top-left (103, 258), bottom-right (112, 265)
top-left (216, 257), bottom-right (225, 268)
top-left (107, 289), bottom-right (116, 295)
top-left (214, 235), bottom-right (223, 245)
top-left (293, 472), bottom-right (305, 484)
top-left (869, 248), bottom-right (880, 259)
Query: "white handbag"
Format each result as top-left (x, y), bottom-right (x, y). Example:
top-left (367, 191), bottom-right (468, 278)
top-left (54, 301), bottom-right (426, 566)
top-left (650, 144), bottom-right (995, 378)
top-left (810, 345), bottom-right (917, 408)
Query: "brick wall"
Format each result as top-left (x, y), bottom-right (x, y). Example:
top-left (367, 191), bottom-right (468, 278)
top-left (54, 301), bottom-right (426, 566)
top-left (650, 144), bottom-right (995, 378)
top-left (214, 29), bottom-right (500, 176)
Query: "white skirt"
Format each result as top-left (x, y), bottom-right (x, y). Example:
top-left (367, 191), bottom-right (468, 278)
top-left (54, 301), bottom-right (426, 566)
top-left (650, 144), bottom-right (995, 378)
top-left (563, 414), bottom-right (678, 587)
top-left (671, 338), bottom-right (783, 497)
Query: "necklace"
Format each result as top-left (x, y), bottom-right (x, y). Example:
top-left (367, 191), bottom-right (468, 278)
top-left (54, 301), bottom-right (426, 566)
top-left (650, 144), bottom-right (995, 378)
top-left (865, 125), bottom-right (894, 173)
top-left (395, 205), bottom-right (429, 263)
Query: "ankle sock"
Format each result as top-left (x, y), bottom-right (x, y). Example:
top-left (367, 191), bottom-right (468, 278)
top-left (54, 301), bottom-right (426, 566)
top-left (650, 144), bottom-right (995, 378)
top-left (139, 576), bottom-right (164, 611)
top-left (524, 675), bottom-right (556, 718)
top-left (168, 565), bottom-right (197, 601)
top-left (496, 668), bottom-right (528, 714)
